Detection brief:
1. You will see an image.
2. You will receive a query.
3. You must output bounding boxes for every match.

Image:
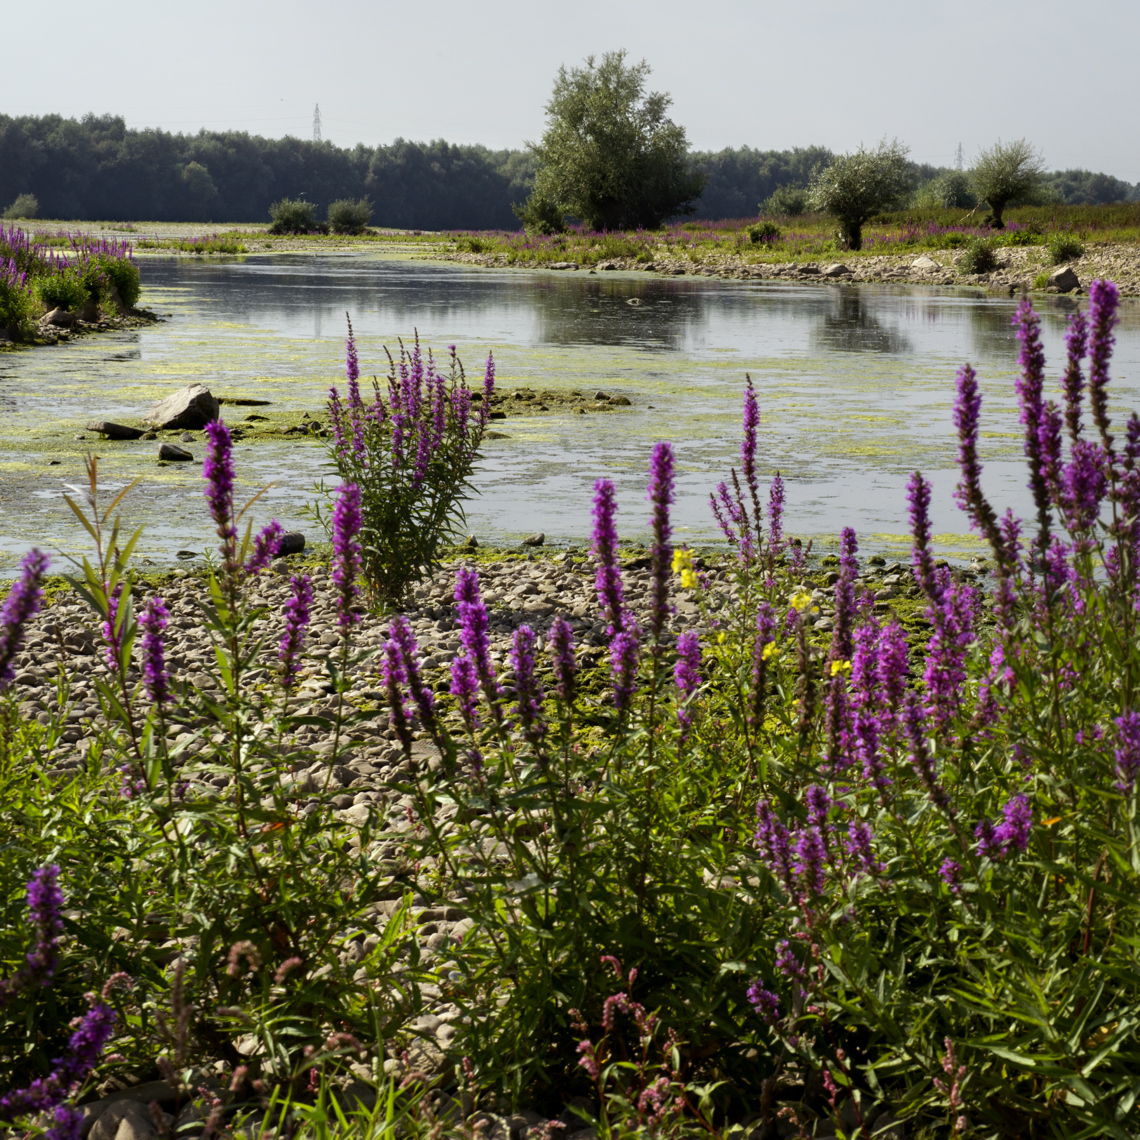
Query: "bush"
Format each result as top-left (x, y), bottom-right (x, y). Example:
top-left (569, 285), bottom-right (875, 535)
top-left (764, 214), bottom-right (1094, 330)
top-left (0, 266), bottom-right (35, 331)
top-left (1048, 231), bottom-right (1085, 263)
top-left (32, 266), bottom-right (88, 312)
top-left (268, 198), bottom-right (323, 234)
top-left (327, 197), bottom-right (372, 234)
top-left (513, 192), bottom-right (567, 235)
top-left (959, 235), bottom-right (998, 273)
top-left (912, 170), bottom-right (976, 210)
top-left (760, 184), bottom-right (810, 216)
top-left (746, 220), bottom-right (781, 243)
top-left (971, 137), bottom-right (1045, 227)
top-left (3, 193), bottom-right (38, 220)
top-left (808, 139), bottom-right (913, 249)
top-left (322, 322), bottom-right (493, 606)
top-left (455, 235), bottom-right (488, 253)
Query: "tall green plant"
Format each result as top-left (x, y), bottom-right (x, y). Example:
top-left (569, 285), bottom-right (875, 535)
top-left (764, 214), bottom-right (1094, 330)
top-left (323, 320), bottom-right (493, 606)
top-left (808, 138), bottom-right (912, 250)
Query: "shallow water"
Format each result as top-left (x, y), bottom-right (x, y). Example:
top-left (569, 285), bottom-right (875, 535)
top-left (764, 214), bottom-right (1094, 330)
top-left (1, 252), bottom-right (1139, 570)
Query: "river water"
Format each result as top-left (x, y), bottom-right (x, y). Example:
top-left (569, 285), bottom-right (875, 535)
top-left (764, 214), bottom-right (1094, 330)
top-left (1, 252), bottom-right (1139, 571)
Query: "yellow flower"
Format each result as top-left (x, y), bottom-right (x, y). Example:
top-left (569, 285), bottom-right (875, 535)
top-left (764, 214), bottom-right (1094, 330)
top-left (717, 632), bottom-right (727, 644)
top-left (790, 590), bottom-right (812, 612)
top-left (762, 642), bottom-right (779, 661)
top-left (830, 659), bottom-right (852, 677)
top-left (680, 569), bottom-right (698, 589)
top-left (672, 547), bottom-right (693, 574)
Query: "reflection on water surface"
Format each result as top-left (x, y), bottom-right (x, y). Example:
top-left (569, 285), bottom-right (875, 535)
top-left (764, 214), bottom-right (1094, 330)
top-left (0, 253), bottom-right (1138, 569)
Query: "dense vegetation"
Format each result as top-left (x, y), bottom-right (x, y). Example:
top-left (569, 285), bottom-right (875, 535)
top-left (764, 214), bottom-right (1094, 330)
top-left (1, 113), bottom-right (1135, 229)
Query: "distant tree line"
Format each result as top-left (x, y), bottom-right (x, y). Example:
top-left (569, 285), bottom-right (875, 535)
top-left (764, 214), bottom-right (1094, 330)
top-left (0, 113), bottom-right (1135, 229)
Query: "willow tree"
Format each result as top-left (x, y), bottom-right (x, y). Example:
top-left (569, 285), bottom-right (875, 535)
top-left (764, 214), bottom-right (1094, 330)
top-left (516, 51), bottom-right (705, 233)
top-left (808, 139), bottom-right (912, 251)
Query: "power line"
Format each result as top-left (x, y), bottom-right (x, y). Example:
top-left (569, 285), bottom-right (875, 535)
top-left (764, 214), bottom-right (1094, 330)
top-left (313, 103), bottom-right (322, 144)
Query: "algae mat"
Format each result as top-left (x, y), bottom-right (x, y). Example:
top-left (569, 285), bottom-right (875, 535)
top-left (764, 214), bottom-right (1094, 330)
top-left (1, 253), bottom-right (1139, 570)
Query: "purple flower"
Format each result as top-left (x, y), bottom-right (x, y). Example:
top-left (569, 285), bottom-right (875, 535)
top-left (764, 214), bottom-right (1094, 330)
top-left (245, 520), bottom-right (283, 578)
top-left (750, 602), bottom-right (775, 733)
top-left (331, 482), bottom-right (363, 630)
top-left (923, 577), bottom-right (977, 731)
top-left (549, 616), bottom-right (577, 706)
top-left (1087, 279), bottom-right (1120, 449)
top-left (481, 352), bottom-right (496, 427)
top-left (975, 794), bottom-right (1033, 859)
top-left (345, 313), bottom-right (359, 385)
top-left (755, 801), bottom-right (794, 893)
top-left (609, 628), bottom-right (640, 713)
top-left (1061, 440), bottom-right (1106, 532)
top-left (741, 375), bottom-right (759, 498)
top-left (768, 472), bottom-right (785, 552)
top-left (139, 596), bottom-right (171, 706)
top-left (854, 710), bottom-right (889, 793)
top-left (673, 630), bottom-right (701, 733)
top-left (902, 691), bottom-right (952, 814)
top-left (647, 442), bottom-right (675, 647)
top-left (0, 865), bottom-right (64, 1007)
top-left (845, 820), bottom-right (883, 875)
top-left (907, 471), bottom-right (939, 601)
top-left (388, 616), bottom-right (436, 731)
top-left (953, 363), bottom-right (986, 523)
top-left (450, 654), bottom-right (480, 729)
top-left (592, 479), bottom-right (627, 635)
top-left (775, 939), bottom-right (806, 982)
top-left (45, 1106), bottom-right (84, 1140)
top-left (455, 566), bottom-right (502, 709)
top-left (1062, 307), bottom-right (1089, 442)
top-left (1013, 299), bottom-right (1053, 553)
top-left (203, 420), bottom-right (237, 554)
top-left (746, 984), bottom-right (779, 1025)
top-left (0, 547), bottom-right (50, 690)
top-left (939, 859), bottom-right (962, 894)
top-left (793, 828), bottom-right (827, 897)
top-left (510, 624), bottom-right (546, 743)
top-left (1115, 710), bottom-right (1140, 793)
top-left (279, 574), bottom-right (313, 690)
top-left (850, 623), bottom-right (880, 711)
top-left (831, 527), bottom-right (858, 662)
top-left (382, 638), bottom-right (413, 750)
top-left (805, 784), bottom-right (831, 836)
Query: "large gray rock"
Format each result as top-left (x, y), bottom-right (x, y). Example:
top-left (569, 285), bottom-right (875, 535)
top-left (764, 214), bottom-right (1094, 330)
top-left (1049, 265), bottom-right (1080, 292)
top-left (821, 262), bottom-right (851, 277)
top-left (144, 384), bottom-right (219, 430)
top-left (911, 255), bottom-right (939, 271)
top-left (43, 307), bottom-right (77, 327)
top-left (158, 443), bottom-right (194, 461)
top-left (88, 1101), bottom-right (158, 1140)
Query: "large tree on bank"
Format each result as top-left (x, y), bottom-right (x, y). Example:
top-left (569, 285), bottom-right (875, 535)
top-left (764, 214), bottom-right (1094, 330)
top-left (516, 51), bottom-right (706, 233)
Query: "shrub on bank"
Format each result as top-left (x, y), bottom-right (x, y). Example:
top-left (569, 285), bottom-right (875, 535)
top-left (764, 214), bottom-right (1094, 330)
top-left (959, 234), bottom-right (998, 273)
top-left (1049, 231), bottom-right (1086, 264)
top-left (327, 197), bottom-right (373, 234)
top-left (2, 193), bottom-right (38, 220)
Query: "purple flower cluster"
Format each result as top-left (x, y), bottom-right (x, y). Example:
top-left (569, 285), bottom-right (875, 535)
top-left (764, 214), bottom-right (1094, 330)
top-left (0, 865), bottom-right (64, 1007)
top-left (1114, 711), bottom-right (1140, 793)
top-left (139, 596), bottom-right (171, 706)
top-left (592, 479), bottom-right (627, 636)
top-left (974, 794), bottom-right (1033, 859)
top-left (278, 574), bottom-right (313, 689)
top-left (388, 615), bottom-right (436, 732)
top-left (331, 482), bottom-right (363, 630)
top-left (549, 616), bottom-right (577, 706)
top-left (203, 420), bottom-right (237, 557)
top-left (0, 547), bottom-right (49, 690)
top-left (673, 631), bottom-right (701, 733)
top-left (746, 983), bottom-right (780, 1025)
top-left (454, 566), bottom-right (502, 715)
top-left (245, 519), bottom-right (283, 577)
top-left (511, 625), bottom-right (546, 743)
top-left (647, 442), bottom-right (675, 647)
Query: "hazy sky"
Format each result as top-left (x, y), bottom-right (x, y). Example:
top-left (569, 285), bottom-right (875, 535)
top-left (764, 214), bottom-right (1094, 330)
top-left (5, 0), bottom-right (1139, 181)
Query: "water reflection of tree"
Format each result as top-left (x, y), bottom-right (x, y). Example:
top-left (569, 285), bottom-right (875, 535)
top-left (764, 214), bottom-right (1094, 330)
top-left (809, 288), bottom-right (911, 355)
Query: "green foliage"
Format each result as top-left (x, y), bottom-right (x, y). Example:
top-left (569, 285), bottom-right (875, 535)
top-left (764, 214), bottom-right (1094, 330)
top-left (999, 225), bottom-right (1042, 247)
top-left (91, 252), bottom-right (141, 309)
top-left (327, 197), bottom-right (373, 234)
top-left (746, 221), bottom-right (781, 243)
top-left (959, 235), bottom-right (998, 273)
top-left (322, 332), bottom-right (491, 606)
top-left (0, 274), bottom-right (35, 330)
top-left (3, 192), bottom-right (38, 219)
top-left (269, 198), bottom-right (324, 234)
top-left (911, 169), bottom-right (976, 209)
top-left (759, 183), bottom-right (811, 216)
top-left (1048, 231), bottom-right (1086, 263)
top-left (32, 266), bottom-right (88, 312)
top-left (971, 138), bottom-right (1045, 227)
top-left (512, 193), bottom-right (567, 235)
top-left (528, 51), bottom-right (706, 231)
top-left (808, 139), bottom-right (913, 250)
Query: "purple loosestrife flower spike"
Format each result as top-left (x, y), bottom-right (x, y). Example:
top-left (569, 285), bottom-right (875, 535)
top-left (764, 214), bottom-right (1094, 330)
top-left (592, 479), bottom-right (627, 635)
top-left (750, 602), bottom-right (776, 734)
top-left (450, 655), bottom-right (480, 729)
top-left (1013, 300), bottom-right (1052, 559)
top-left (746, 985), bottom-right (780, 1025)
top-left (907, 471), bottom-right (939, 602)
top-left (902, 691), bottom-right (953, 814)
top-left (1115, 711), bottom-right (1140, 793)
top-left (46, 1106), bottom-right (84, 1140)
top-left (345, 313), bottom-right (359, 385)
top-left (245, 520), bottom-right (283, 578)
top-left (331, 483), bottom-right (363, 630)
top-left (741, 375), bottom-right (760, 499)
top-left (278, 574), bottom-right (313, 690)
top-left (381, 639), bottom-right (413, 751)
top-left (1062, 440), bottom-right (1107, 532)
top-left (831, 527), bottom-right (858, 662)
top-left (845, 821), bottom-right (883, 875)
top-left (793, 828), bottom-right (827, 898)
top-left (455, 566), bottom-right (503, 708)
top-left (0, 865), bottom-right (64, 1006)
top-left (510, 625), bottom-right (546, 743)
top-left (996, 794), bottom-right (1032, 852)
top-left (549, 616), bottom-right (577, 705)
top-left (1087, 279), bottom-right (1120, 452)
top-left (1062, 308), bottom-right (1088, 443)
top-left (139, 596), bottom-right (171, 706)
top-left (388, 616), bottom-right (436, 731)
top-left (0, 547), bottom-right (49, 690)
top-left (610, 629), bottom-right (640, 713)
top-left (939, 859), bottom-right (962, 894)
top-left (647, 441), bottom-right (675, 648)
top-left (480, 352), bottom-right (495, 427)
top-left (768, 472), bottom-right (785, 552)
top-left (755, 801), bottom-right (794, 894)
top-left (673, 631), bottom-right (701, 733)
top-left (203, 420), bottom-right (237, 556)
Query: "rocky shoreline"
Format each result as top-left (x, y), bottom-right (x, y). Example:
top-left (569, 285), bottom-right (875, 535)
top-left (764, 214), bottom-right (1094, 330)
top-left (0, 305), bottom-right (162, 349)
top-left (439, 241), bottom-right (1140, 298)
